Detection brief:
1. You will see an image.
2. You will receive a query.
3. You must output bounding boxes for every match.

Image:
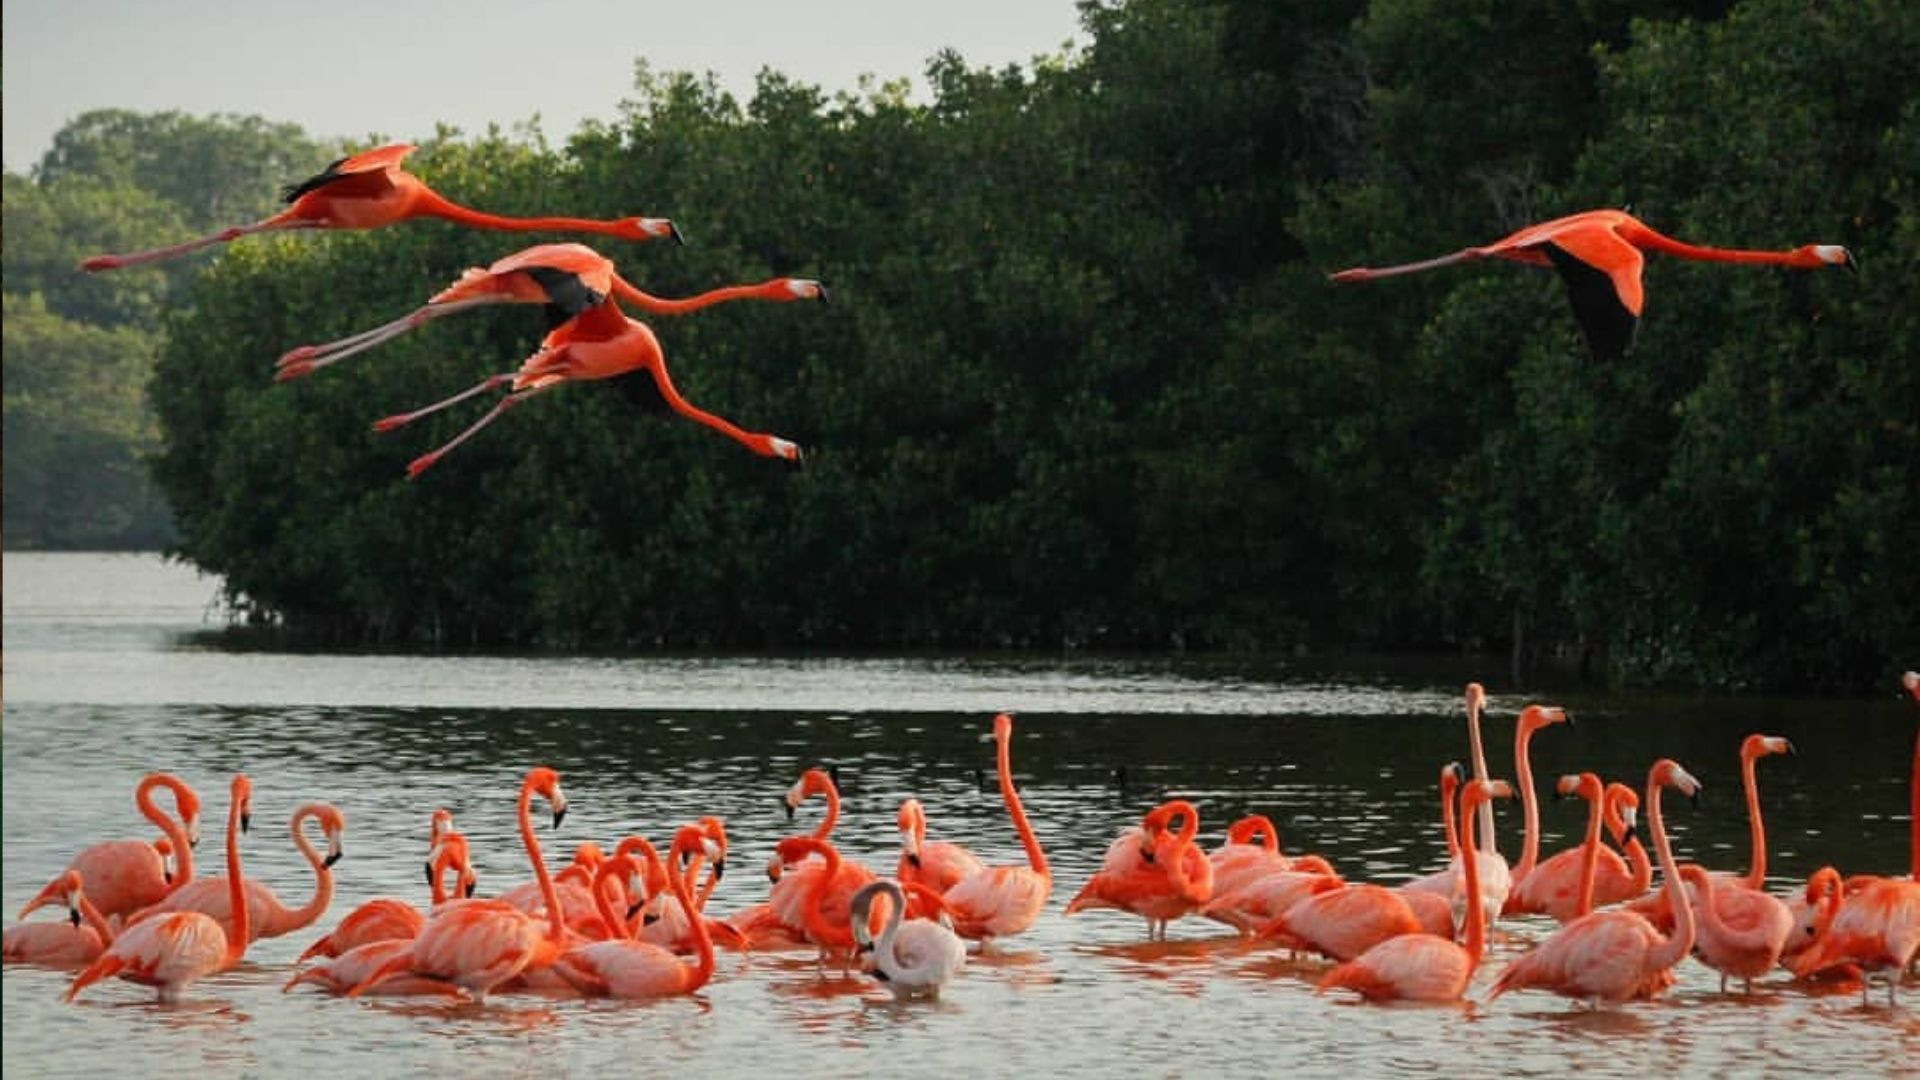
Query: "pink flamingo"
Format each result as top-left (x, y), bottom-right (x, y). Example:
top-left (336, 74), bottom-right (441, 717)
top-left (624, 825), bottom-right (747, 954)
top-left (1200, 869), bottom-right (1346, 937)
top-left (896, 797), bottom-right (985, 896)
top-left (127, 802), bottom-right (343, 943)
top-left (295, 817), bottom-right (476, 964)
top-left (939, 713), bottom-right (1054, 944)
top-left (773, 835), bottom-right (879, 969)
top-left (1209, 815), bottom-right (1296, 898)
top-left (1509, 780), bottom-right (1651, 922)
top-left (20, 773), bottom-right (200, 922)
top-left (1628, 734), bottom-right (1792, 931)
top-left (1484, 758), bottom-right (1702, 1007)
top-left (79, 143), bottom-right (679, 271)
top-left (1498, 704), bottom-right (1572, 906)
top-left (275, 242), bottom-right (826, 381)
top-left (65, 774), bottom-right (252, 1004)
top-left (1507, 772), bottom-right (1605, 917)
top-left (348, 766), bottom-right (572, 1002)
top-left (550, 827), bottom-right (718, 999)
top-left (1066, 799), bottom-right (1213, 940)
top-left (4, 871), bottom-right (118, 967)
top-left (1257, 874), bottom-right (1429, 964)
top-left (731, 767), bottom-right (863, 948)
top-left (1318, 778), bottom-right (1515, 1002)
top-left (1679, 864), bottom-right (1792, 994)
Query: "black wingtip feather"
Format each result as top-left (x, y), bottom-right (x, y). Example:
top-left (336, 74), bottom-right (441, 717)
top-left (1543, 242), bottom-right (1639, 361)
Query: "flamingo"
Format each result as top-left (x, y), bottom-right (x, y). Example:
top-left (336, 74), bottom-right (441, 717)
top-left (896, 797), bottom-right (985, 896)
top-left (65, 774), bottom-right (252, 1004)
top-left (370, 298), bottom-right (802, 477)
top-left (1066, 799), bottom-right (1213, 940)
top-left (294, 816), bottom-right (476, 964)
top-left (1328, 208), bottom-right (1855, 359)
top-left (1200, 868), bottom-right (1345, 937)
top-left (1399, 762), bottom-right (1472, 896)
top-left (1256, 872), bottom-right (1430, 964)
top-left (549, 828), bottom-right (718, 999)
top-left (1788, 876), bottom-right (1919, 1004)
top-left (20, 773), bottom-right (201, 922)
top-left (1208, 815), bottom-right (1295, 898)
top-left (1509, 780), bottom-right (1650, 922)
top-left (4, 871), bottom-right (118, 967)
top-left (1318, 779), bottom-right (1515, 1002)
top-left (938, 713), bottom-right (1054, 945)
top-left (126, 802), bottom-right (343, 943)
top-left (772, 835), bottom-right (880, 969)
top-left (348, 766), bottom-right (572, 1002)
top-left (78, 143), bottom-right (680, 272)
top-left (851, 880), bottom-right (966, 1000)
top-left (1628, 734), bottom-right (1792, 931)
top-left (730, 767), bottom-right (858, 948)
top-left (622, 825), bottom-right (746, 954)
top-left (1484, 758), bottom-right (1702, 1007)
top-left (1680, 864), bottom-right (1793, 994)
top-left (275, 242), bottom-right (827, 381)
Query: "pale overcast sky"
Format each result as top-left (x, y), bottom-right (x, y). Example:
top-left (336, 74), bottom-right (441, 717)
top-left (3, 0), bottom-right (1089, 171)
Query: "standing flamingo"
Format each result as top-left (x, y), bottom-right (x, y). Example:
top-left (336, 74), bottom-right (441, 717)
top-left (939, 713), bottom-right (1054, 945)
top-left (549, 827), bottom-right (718, 999)
top-left (851, 880), bottom-right (966, 1000)
top-left (79, 144), bottom-right (680, 272)
top-left (1209, 815), bottom-right (1295, 898)
top-left (728, 768), bottom-right (866, 948)
top-left (1318, 779), bottom-right (1514, 1002)
top-left (1680, 864), bottom-right (1792, 994)
top-left (127, 802), bottom-right (343, 943)
top-left (1629, 734), bottom-right (1792, 931)
top-left (1484, 759), bottom-right (1702, 1007)
top-left (896, 797), bottom-right (985, 896)
top-left (295, 814), bottom-right (476, 964)
top-left (1506, 772), bottom-right (1606, 917)
top-left (773, 835), bottom-right (879, 969)
top-left (348, 767), bottom-right (572, 1002)
top-left (275, 241), bottom-right (827, 381)
top-left (1510, 780), bottom-right (1650, 922)
top-left (1067, 799), bottom-right (1213, 940)
top-left (20, 773), bottom-right (200, 921)
top-left (370, 298), bottom-right (802, 477)
top-left (66, 774), bottom-right (252, 1004)
top-left (1400, 762), bottom-right (1468, 895)
top-left (4, 871), bottom-right (118, 967)
top-left (1329, 208), bottom-right (1855, 359)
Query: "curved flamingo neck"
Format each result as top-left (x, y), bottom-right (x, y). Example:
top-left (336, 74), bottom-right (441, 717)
top-left (1466, 689), bottom-right (1497, 859)
top-left (808, 777), bottom-right (842, 841)
top-left (670, 841), bottom-right (715, 990)
top-left (612, 277), bottom-right (784, 315)
top-left (138, 775), bottom-right (196, 887)
top-left (1459, 788), bottom-right (1487, 966)
top-left (1513, 722), bottom-right (1545, 881)
top-left (412, 187), bottom-right (635, 238)
top-left (278, 806), bottom-right (336, 935)
top-left (998, 724), bottom-right (1049, 880)
top-left (871, 881), bottom-right (907, 968)
top-left (518, 780), bottom-right (565, 943)
top-left (1620, 222), bottom-right (1824, 267)
top-left (590, 856), bottom-right (637, 941)
top-left (1575, 787), bottom-right (1604, 918)
top-left (800, 840), bottom-right (848, 949)
top-left (1440, 776), bottom-right (1461, 859)
top-left (428, 840), bottom-right (463, 905)
top-left (223, 781), bottom-right (249, 966)
top-left (1233, 815), bottom-right (1280, 854)
top-left (74, 889), bottom-right (115, 945)
top-left (1644, 770), bottom-right (1695, 973)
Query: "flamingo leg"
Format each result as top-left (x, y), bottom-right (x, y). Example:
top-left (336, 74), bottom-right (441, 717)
top-left (80, 218), bottom-right (317, 272)
top-left (372, 374), bottom-right (520, 433)
top-left (1328, 248), bottom-right (1484, 283)
top-left (396, 383), bottom-right (560, 479)
top-left (276, 299), bottom-right (502, 381)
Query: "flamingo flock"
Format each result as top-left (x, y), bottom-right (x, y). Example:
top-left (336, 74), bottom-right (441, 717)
top-left (8, 680), bottom-right (1915, 1012)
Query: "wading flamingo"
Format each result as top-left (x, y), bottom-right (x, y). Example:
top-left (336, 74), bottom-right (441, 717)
top-left (1257, 868), bottom-right (1430, 964)
top-left (939, 713), bottom-right (1053, 944)
top-left (625, 824), bottom-right (747, 954)
top-left (1318, 779), bottom-right (1514, 1002)
top-left (896, 797), bottom-right (984, 896)
top-left (65, 774), bottom-right (252, 1004)
top-left (1629, 734), bottom-right (1792, 931)
top-left (1680, 863), bottom-right (1792, 994)
top-left (1200, 868), bottom-right (1345, 937)
top-left (1209, 815), bottom-right (1295, 898)
top-left (1067, 799), bottom-right (1213, 940)
top-left (1401, 763), bottom-right (1472, 895)
top-left (4, 871), bottom-right (118, 967)
top-left (1509, 780), bottom-right (1650, 922)
top-left (21, 773), bottom-right (200, 921)
top-left (295, 817), bottom-right (476, 964)
top-left (371, 298), bottom-right (802, 477)
top-left (773, 835), bottom-right (880, 969)
top-left (550, 828), bottom-right (718, 999)
top-left (348, 766), bottom-right (572, 1002)
top-left (1506, 772), bottom-right (1605, 917)
top-left (1329, 209), bottom-right (1854, 359)
top-left (1788, 875), bottom-right (1919, 1004)
top-left (851, 880), bottom-right (966, 1000)
top-left (729, 768), bottom-right (862, 948)
top-left (127, 802), bottom-right (343, 943)
top-left (275, 242), bottom-right (826, 381)
top-left (1484, 758), bottom-right (1702, 1007)
top-left (79, 144), bottom-right (679, 272)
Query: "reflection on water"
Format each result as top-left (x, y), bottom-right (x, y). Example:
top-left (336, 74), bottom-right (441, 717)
top-left (4, 553), bottom-right (1916, 1078)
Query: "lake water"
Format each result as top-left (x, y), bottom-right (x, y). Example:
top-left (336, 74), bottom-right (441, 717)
top-left (3, 552), bottom-right (1915, 1077)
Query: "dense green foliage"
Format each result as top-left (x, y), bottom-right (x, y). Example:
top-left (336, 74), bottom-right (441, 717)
top-left (131, 0), bottom-right (1920, 689)
top-left (3, 111), bottom-right (335, 547)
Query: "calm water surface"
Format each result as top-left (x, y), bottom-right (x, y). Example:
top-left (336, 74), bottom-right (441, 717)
top-left (3, 553), bottom-right (1915, 1077)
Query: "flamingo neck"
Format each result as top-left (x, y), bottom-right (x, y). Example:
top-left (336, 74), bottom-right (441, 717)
top-left (413, 187), bottom-right (632, 237)
top-left (1624, 223), bottom-right (1824, 267)
top-left (428, 844), bottom-right (459, 906)
top-left (673, 846), bottom-right (715, 990)
top-left (519, 782), bottom-right (565, 943)
top-left (76, 892), bottom-right (116, 946)
top-left (1460, 790), bottom-right (1486, 967)
top-left (612, 277), bottom-right (783, 315)
top-left (812, 782), bottom-right (841, 841)
top-left (139, 775), bottom-right (196, 887)
top-left (801, 842), bottom-right (848, 949)
top-left (280, 806), bottom-right (335, 936)
top-left (1467, 695), bottom-right (1497, 859)
top-left (999, 729), bottom-right (1049, 880)
top-left (1158, 802), bottom-right (1203, 897)
top-left (223, 784), bottom-right (248, 965)
top-left (873, 882), bottom-right (907, 975)
top-left (1575, 789), bottom-right (1604, 918)
top-left (1250, 815), bottom-right (1279, 854)
top-left (1644, 774), bottom-right (1695, 973)
top-left (1440, 778), bottom-right (1461, 859)
top-left (590, 857), bottom-right (635, 941)
top-left (1739, 750), bottom-right (1769, 888)
top-left (1513, 723), bottom-right (1543, 881)
top-left (1677, 865), bottom-right (1732, 941)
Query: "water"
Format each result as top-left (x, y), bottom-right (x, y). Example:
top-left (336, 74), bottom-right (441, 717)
top-left (3, 552), bottom-right (1915, 1077)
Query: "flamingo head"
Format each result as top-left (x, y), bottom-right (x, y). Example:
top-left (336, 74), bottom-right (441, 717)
top-left (617, 217), bottom-right (683, 245)
top-left (1605, 783), bottom-right (1641, 844)
top-left (1801, 244), bottom-right (1855, 272)
top-left (430, 808), bottom-right (455, 843)
top-left (757, 435), bottom-right (803, 464)
top-left (1650, 759), bottom-right (1703, 804)
top-left (231, 774), bottom-right (254, 834)
top-left (1441, 761), bottom-right (1465, 795)
top-left (1464, 779), bottom-right (1514, 812)
top-left (526, 767), bottom-right (566, 828)
top-left (897, 799), bottom-right (925, 864)
top-left (1464, 682), bottom-right (1487, 716)
top-left (994, 712), bottom-right (1014, 743)
top-left (698, 816), bottom-right (729, 880)
top-left (1741, 734), bottom-right (1795, 761)
top-left (1901, 670), bottom-right (1918, 702)
top-left (153, 837), bottom-right (176, 883)
top-left (776, 278), bottom-right (830, 304)
top-left (314, 804), bottom-right (346, 868)
top-left (1518, 704), bottom-right (1571, 734)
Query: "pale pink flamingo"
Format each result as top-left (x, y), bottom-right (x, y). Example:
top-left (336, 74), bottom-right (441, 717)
top-left (1507, 772), bottom-right (1605, 917)
top-left (1628, 734), bottom-right (1792, 931)
top-left (1257, 877), bottom-right (1430, 964)
top-left (127, 802), bottom-right (343, 943)
top-left (1497, 703), bottom-right (1571, 907)
top-left (896, 797), bottom-right (985, 896)
top-left (1679, 863), bottom-right (1792, 994)
top-left (1318, 779), bottom-right (1515, 1002)
top-left (1209, 814), bottom-right (1294, 898)
top-left (348, 766), bottom-right (572, 1002)
top-left (4, 871), bottom-right (118, 967)
top-left (275, 242), bottom-right (825, 381)
top-left (938, 713), bottom-right (1053, 944)
top-left (851, 880), bottom-right (966, 1000)
top-left (21, 773), bottom-right (201, 922)
top-left (1484, 758), bottom-right (1702, 1007)
top-left (1066, 799), bottom-right (1213, 940)
top-left (1200, 869), bottom-right (1346, 937)
top-left (295, 818), bottom-right (476, 964)
top-left (1400, 763), bottom-right (1466, 897)
top-left (549, 827), bottom-right (719, 999)
top-left (79, 144), bottom-right (679, 272)
top-left (66, 774), bottom-right (253, 1004)
top-left (1509, 780), bottom-right (1651, 922)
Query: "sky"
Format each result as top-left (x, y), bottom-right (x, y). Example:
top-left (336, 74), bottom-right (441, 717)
top-left (2, 0), bottom-right (1089, 171)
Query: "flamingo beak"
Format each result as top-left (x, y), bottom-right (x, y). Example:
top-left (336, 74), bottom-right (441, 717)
top-left (713, 859), bottom-right (726, 882)
top-left (465, 879), bottom-right (479, 898)
top-left (1843, 250), bottom-right (1858, 275)
top-left (816, 283), bottom-right (831, 305)
top-left (164, 870), bottom-right (173, 884)
top-left (642, 912), bottom-right (660, 926)
top-left (68, 907), bottom-right (82, 928)
top-left (627, 900), bottom-right (644, 919)
top-left (552, 807), bottom-right (567, 829)
top-left (241, 813), bottom-right (252, 834)
top-left (669, 221), bottom-right (687, 247)
top-left (423, 862), bottom-right (436, 887)
top-left (324, 850), bottom-right (343, 868)
top-left (1623, 821), bottom-right (1640, 846)
top-left (871, 967), bottom-right (891, 982)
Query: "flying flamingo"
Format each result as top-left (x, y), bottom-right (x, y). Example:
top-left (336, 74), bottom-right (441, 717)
top-left (20, 773), bottom-right (201, 921)
top-left (126, 802), bottom-right (343, 943)
top-left (275, 241), bottom-right (827, 381)
top-left (938, 713), bottom-right (1054, 945)
top-left (549, 828), bottom-right (719, 999)
top-left (370, 298), bottom-right (802, 477)
top-left (896, 797), bottom-right (985, 896)
top-left (1484, 758), bottom-right (1702, 1008)
top-left (1328, 208), bottom-right (1855, 359)
top-left (1067, 799), bottom-right (1213, 940)
top-left (65, 774), bottom-right (253, 1004)
top-left (1509, 780), bottom-right (1650, 922)
top-left (1318, 779), bottom-right (1515, 1002)
top-left (78, 143), bottom-right (680, 272)
top-left (348, 766), bottom-right (572, 1002)
top-left (295, 815), bottom-right (476, 964)
top-left (4, 871), bottom-right (118, 967)
top-left (1629, 734), bottom-right (1792, 931)
top-left (851, 880), bottom-right (966, 1000)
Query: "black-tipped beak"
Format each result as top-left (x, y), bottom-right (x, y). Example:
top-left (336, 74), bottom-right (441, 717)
top-left (1689, 788), bottom-right (1703, 809)
top-left (1563, 712), bottom-right (1574, 727)
top-left (857, 941), bottom-right (875, 954)
top-left (642, 912), bottom-right (660, 926)
top-left (817, 284), bottom-right (831, 305)
top-left (1844, 252), bottom-right (1859, 275)
top-left (68, 908), bottom-right (82, 928)
top-left (241, 814), bottom-right (252, 834)
top-left (670, 221), bottom-right (688, 247)
top-left (424, 862), bottom-right (436, 887)
top-left (907, 853), bottom-right (922, 869)
top-left (324, 851), bottom-right (343, 868)
top-left (465, 880), bottom-right (478, 898)
top-left (871, 967), bottom-right (890, 982)
top-left (627, 900), bottom-right (644, 920)
top-left (552, 807), bottom-right (567, 829)
top-left (1554, 787), bottom-right (1569, 801)
top-left (782, 800), bottom-right (795, 822)
top-left (1140, 848), bottom-right (1157, 865)
top-left (164, 871), bottom-right (173, 885)
top-left (1623, 822), bottom-right (1640, 847)
top-left (714, 860), bottom-right (726, 882)
top-left (1783, 740), bottom-right (1798, 756)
